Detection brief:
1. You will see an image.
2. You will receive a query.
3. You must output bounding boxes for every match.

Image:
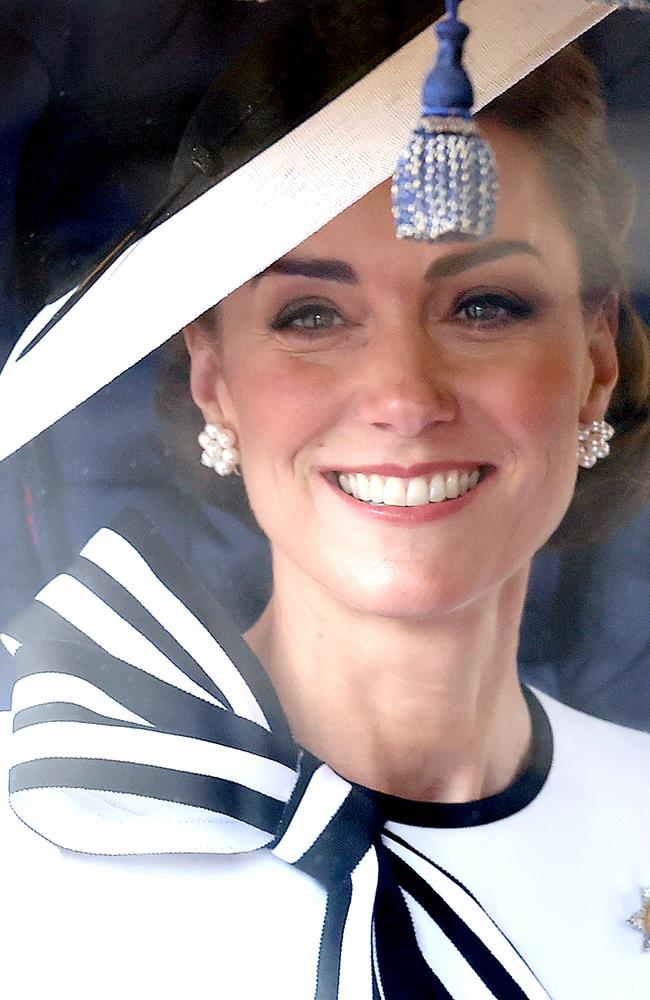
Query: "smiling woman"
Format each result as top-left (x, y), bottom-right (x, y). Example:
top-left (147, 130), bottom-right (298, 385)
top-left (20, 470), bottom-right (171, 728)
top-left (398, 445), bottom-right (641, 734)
top-left (181, 47), bottom-right (649, 552)
top-left (186, 137), bottom-right (610, 625)
top-left (182, 108), bottom-right (621, 791)
top-left (2, 7), bottom-right (650, 1000)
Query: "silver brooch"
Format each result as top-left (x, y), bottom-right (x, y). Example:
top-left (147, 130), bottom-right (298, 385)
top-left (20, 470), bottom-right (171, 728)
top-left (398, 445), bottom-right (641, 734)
top-left (627, 887), bottom-right (650, 952)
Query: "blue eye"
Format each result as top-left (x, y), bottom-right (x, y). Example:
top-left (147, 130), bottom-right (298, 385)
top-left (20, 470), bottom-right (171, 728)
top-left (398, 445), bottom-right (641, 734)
top-left (455, 293), bottom-right (533, 326)
top-left (271, 301), bottom-right (346, 333)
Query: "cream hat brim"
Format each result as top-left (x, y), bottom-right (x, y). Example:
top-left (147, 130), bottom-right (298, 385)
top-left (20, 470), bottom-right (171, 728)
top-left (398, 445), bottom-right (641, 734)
top-left (0, 0), bottom-right (612, 461)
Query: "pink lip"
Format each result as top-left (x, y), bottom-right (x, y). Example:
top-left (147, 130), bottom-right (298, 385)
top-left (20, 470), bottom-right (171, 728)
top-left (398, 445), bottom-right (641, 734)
top-left (322, 461), bottom-right (489, 478)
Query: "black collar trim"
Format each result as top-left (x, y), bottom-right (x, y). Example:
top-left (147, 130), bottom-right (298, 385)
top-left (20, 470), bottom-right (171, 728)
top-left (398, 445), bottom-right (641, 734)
top-left (370, 688), bottom-right (553, 829)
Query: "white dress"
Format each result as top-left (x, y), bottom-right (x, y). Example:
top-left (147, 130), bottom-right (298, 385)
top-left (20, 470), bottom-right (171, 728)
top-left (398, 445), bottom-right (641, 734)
top-left (1, 515), bottom-right (648, 1000)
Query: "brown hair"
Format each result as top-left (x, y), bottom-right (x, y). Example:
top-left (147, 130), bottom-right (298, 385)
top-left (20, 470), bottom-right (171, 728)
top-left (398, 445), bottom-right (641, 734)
top-left (481, 45), bottom-right (650, 546)
top-left (158, 44), bottom-right (650, 546)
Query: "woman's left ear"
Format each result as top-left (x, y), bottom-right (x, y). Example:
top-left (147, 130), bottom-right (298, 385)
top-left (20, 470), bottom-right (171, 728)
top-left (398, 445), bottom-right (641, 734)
top-left (579, 293), bottom-right (620, 423)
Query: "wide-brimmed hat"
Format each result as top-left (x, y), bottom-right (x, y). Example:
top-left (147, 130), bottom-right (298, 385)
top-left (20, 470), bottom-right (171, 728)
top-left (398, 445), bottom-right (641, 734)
top-left (0, 0), bottom-right (614, 462)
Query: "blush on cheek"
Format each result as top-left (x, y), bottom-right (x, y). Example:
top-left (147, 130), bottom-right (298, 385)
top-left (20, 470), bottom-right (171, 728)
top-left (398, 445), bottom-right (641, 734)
top-left (497, 349), bottom-right (581, 430)
top-left (231, 362), bottom-right (347, 462)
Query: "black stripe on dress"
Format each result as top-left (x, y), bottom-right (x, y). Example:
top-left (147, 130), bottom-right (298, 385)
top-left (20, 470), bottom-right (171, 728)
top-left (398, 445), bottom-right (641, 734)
top-left (387, 848), bottom-right (536, 1000)
top-left (9, 758), bottom-right (284, 832)
top-left (70, 554), bottom-right (235, 711)
top-left (314, 875), bottom-right (353, 1000)
top-left (295, 779), bottom-right (384, 886)
top-left (13, 639), bottom-right (295, 766)
top-left (109, 508), bottom-right (293, 740)
top-left (4, 598), bottom-right (92, 651)
top-left (12, 702), bottom-right (154, 732)
top-left (373, 846), bottom-right (453, 999)
top-left (385, 827), bottom-right (550, 996)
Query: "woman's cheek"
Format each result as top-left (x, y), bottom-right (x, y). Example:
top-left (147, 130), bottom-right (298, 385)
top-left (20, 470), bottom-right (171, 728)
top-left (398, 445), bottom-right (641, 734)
top-left (229, 356), bottom-right (347, 466)
top-left (489, 340), bottom-right (582, 433)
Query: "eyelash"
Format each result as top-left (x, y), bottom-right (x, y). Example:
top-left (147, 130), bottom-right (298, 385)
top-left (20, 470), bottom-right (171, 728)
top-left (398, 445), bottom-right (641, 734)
top-left (269, 292), bottom-right (534, 335)
top-left (270, 300), bottom-right (347, 334)
top-left (453, 292), bottom-right (535, 327)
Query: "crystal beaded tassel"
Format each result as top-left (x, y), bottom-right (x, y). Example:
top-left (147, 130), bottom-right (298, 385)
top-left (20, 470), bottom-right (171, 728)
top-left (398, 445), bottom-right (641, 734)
top-left (392, 0), bottom-right (498, 242)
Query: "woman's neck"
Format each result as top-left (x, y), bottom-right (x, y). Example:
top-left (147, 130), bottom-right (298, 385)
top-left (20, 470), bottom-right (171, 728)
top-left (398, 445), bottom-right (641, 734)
top-left (246, 561), bottom-right (532, 804)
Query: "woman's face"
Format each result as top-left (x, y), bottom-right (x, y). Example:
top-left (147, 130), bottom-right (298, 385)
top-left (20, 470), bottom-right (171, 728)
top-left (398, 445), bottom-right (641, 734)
top-left (187, 123), bottom-right (618, 620)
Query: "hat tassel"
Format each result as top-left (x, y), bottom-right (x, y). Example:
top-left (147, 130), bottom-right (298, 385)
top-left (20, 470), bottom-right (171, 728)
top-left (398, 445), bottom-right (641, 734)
top-left (392, 0), bottom-right (498, 242)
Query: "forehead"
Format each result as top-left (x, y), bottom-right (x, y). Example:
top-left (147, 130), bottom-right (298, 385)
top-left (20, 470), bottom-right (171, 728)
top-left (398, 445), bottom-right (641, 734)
top-left (283, 123), bottom-right (579, 285)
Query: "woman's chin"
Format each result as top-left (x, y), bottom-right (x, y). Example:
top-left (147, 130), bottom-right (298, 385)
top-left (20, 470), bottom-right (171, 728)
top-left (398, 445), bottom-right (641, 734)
top-left (331, 570), bottom-right (487, 623)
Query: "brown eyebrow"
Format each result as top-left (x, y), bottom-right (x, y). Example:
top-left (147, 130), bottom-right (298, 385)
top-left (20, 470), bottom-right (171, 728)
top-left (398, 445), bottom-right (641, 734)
top-left (253, 240), bottom-right (541, 287)
top-left (252, 257), bottom-right (359, 284)
top-left (424, 240), bottom-right (542, 280)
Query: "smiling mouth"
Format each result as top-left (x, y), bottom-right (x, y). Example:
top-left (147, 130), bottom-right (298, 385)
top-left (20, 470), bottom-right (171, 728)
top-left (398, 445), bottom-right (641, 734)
top-left (334, 468), bottom-right (486, 507)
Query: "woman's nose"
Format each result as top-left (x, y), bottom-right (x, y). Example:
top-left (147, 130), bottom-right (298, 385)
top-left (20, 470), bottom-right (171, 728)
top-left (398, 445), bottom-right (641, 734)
top-left (355, 331), bottom-right (459, 438)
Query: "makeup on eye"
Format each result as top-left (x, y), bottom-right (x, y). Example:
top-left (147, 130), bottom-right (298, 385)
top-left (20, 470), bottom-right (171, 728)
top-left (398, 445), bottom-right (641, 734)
top-left (452, 290), bottom-right (536, 327)
top-left (268, 288), bottom-right (537, 338)
top-left (269, 298), bottom-right (349, 334)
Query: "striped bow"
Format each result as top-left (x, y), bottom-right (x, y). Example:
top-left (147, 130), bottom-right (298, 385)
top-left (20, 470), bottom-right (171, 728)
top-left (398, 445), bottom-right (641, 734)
top-left (5, 511), bottom-right (551, 1000)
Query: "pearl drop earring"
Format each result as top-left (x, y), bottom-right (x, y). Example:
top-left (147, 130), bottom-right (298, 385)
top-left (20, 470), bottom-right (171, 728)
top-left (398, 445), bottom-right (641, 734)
top-left (577, 420), bottom-right (615, 469)
top-left (198, 423), bottom-right (240, 476)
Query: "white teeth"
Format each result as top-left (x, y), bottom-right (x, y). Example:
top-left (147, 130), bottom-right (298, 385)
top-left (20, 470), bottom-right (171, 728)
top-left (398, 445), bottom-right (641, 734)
top-left (429, 473), bottom-right (445, 503)
top-left (369, 474), bottom-right (384, 504)
top-left (337, 467), bottom-right (484, 506)
top-left (356, 472), bottom-right (371, 502)
top-left (406, 477), bottom-right (429, 506)
top-left (383, 476), bottom-right (407, 506)
top-left (445, 470), bottom-right (459, 500)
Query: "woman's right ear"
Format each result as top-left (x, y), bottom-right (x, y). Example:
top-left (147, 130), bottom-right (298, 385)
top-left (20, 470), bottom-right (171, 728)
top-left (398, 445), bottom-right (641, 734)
top-left (183, 320), bottom-right (225, 424)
